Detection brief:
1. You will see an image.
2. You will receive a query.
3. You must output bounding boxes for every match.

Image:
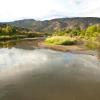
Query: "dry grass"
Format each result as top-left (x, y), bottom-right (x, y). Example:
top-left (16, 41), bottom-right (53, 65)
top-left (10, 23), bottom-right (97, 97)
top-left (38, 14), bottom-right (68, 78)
top-left (45, 36), bottom-right (76, 45)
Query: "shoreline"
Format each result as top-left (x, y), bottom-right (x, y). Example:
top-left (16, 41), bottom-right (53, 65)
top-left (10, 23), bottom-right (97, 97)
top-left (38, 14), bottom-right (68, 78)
top-left (38, 41), bottom-right (98, 56)
top-left (0, 38), bottom-right (98, 57)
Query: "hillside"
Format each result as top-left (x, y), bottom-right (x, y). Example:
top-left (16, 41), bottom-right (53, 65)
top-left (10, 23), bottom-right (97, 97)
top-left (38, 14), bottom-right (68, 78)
top-left (6, 17), bottom-right (100, 32)
top-left (0, 23), bottom-right (30, 34)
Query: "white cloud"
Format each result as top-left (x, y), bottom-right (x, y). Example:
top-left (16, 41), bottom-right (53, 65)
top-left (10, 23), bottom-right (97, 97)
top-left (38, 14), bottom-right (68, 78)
top-left (0, 0), bottom-right (100, 22)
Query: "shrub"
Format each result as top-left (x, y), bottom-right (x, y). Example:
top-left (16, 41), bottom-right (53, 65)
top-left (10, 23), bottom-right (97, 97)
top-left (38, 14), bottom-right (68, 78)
top-left (84, 37), bottom-right (100, 50)
top-left (45, 36), bottom-right (76, 45)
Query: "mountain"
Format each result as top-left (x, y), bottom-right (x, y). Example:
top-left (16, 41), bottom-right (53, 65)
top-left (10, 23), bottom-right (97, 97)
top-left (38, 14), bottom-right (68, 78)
top-left (7, 19), bottom-right (35, 29)
top-left (6, 17), bottom-right (100, 32)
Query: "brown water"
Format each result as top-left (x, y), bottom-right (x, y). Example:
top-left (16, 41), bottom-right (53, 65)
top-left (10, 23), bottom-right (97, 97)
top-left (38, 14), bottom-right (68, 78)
top-left (0, 39), bottom-right (39, 49)
top-left (0, 40), bottom-right (100, 100)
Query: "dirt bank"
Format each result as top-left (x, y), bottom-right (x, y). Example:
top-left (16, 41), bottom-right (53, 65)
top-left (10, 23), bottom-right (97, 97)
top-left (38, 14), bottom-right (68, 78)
top-left (38, 41), bottom-right (97, 56)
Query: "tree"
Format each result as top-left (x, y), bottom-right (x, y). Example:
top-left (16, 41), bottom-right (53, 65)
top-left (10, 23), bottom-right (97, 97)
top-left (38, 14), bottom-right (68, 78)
top-left (86, 25), bottom-right (97, 37)
top-left (0, 25), bottom-right (17, 35)
top-left (70, 28), bottom-right (81, 36)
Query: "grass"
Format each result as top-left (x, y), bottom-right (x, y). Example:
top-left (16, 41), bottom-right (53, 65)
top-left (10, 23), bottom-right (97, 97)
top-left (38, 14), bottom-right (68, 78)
top-left (45, 36), bottom-right (76, 45)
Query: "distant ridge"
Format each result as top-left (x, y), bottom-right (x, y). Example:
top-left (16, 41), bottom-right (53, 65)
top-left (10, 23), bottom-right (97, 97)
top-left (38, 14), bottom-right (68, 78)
top-left (5, 17), bottom-right (100, 32)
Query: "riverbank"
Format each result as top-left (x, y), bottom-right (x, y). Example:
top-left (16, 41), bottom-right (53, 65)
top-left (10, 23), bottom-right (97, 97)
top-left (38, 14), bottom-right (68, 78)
top-left (0, 37), bottom-right (98, 57)
top-left (38, 41), bottom-right (98, 56)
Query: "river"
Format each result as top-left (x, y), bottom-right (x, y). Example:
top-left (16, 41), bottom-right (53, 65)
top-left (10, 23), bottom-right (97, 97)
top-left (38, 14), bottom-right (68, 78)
top-left (0, 40), bottom-right (100, 100)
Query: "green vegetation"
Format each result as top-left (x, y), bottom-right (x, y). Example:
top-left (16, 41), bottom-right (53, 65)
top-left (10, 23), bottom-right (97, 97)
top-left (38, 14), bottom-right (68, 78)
top-left (0, 41), bottom-right (16, 48)
top-left (0, 25), bottom-right (16, 35)
top-left (0, 24), bottom-right (39, 40)
top-left (0, 23), bottom-right (100, 54)
top-left (84, 25), bottom-right (100, 50)
top-left (53, 28), bottom-right (81, 37)
top-left (45, 24), bottom-right (100, 51)
top-left (4, 18), bottom-right (100, 58)
top-left (45, 36), bottom-right (76, 45)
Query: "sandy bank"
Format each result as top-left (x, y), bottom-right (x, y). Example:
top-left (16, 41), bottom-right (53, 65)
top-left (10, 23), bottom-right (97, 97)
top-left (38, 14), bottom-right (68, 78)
top-left (38, 42), bottom-right (97, 56)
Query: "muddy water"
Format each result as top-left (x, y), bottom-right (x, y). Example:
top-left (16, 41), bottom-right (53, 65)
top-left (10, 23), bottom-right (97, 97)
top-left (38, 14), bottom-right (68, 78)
top-left (0, 39), bottom-right (40, 49)
top-left (0, 47), bottom-right (100, 100)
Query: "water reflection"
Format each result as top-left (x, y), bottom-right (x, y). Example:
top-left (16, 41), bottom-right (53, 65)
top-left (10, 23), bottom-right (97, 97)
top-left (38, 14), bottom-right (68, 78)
top-left (0, 41), bottom-right (16, 48)
top-left (0, 39), bottom-right (38, 49)
top-left (0, 48), bottom-right (100, 100)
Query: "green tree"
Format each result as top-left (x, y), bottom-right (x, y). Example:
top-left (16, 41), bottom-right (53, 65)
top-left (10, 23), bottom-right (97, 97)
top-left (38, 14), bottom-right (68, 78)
top-left (70, 28), bottom-right (81, 36)
top-left (86, 25), bottom-right (97, 37)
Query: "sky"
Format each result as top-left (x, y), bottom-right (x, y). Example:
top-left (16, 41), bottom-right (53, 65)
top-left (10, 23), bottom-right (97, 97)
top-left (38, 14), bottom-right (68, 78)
top-left (0, 0), bottom-right (100, 22)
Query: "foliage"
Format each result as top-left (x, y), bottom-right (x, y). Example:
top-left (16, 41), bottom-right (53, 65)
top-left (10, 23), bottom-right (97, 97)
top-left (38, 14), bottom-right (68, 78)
top-left (45, 36), bottom-right (76, 45)
top-left (45, 24), bottom-right (100, 52)
top-left (53, 31), bottom-right (67, 36)
top-left (84, 37), bottom-right (99, 49)
top-left (0, 24), bottom-right (38, 40)
top-left (86, 25), bottom-right (97, 34)
top-left (53, 28), bottom-right (82, 37)
top-left (70, 28), bottom-right (81, 36)
top-left (85, 25), bottom-right (100, 37)
top-left (0, 25), bottom-right (17, 35)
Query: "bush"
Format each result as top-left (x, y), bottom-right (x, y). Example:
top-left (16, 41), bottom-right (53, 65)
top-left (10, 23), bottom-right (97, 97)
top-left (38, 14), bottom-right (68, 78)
top-left (84, 37), bottom-right (100, 50)
top-left (45, 36), bottom-right (76, 45)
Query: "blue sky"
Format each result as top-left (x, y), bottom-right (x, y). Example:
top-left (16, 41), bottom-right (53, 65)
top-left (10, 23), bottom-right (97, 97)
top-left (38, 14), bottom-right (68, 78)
top-left (0, 0), bottom-right (100, 22)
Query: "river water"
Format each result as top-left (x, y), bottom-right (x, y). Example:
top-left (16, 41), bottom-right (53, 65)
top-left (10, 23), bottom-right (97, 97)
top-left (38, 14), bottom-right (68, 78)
top-left (0, 40), bottom-right (100, 100)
